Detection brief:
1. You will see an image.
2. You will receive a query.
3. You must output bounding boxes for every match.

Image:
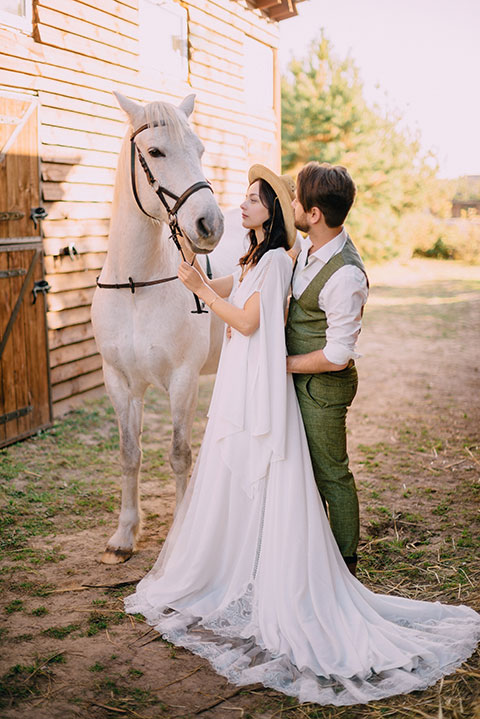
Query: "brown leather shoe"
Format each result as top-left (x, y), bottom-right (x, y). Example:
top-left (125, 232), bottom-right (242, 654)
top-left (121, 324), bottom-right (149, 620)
top-left (345, 560), bottom-right (357, 577)
top-left (343, 555), bottom-right (358, 577)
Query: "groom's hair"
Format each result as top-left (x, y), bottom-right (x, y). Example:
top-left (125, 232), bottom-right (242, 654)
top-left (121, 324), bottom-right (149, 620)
top-left (297, 162), bottom-right (356, 227)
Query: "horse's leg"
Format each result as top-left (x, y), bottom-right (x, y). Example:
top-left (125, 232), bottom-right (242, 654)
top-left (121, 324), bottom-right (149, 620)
top-left (101, 363), bottom-right (147, 564)
top-left (167, 371), bottom-right (199, 506)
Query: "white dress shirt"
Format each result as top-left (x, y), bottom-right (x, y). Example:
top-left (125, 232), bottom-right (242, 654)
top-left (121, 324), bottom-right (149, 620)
top-left (292, 229), bottom-right (368, 365)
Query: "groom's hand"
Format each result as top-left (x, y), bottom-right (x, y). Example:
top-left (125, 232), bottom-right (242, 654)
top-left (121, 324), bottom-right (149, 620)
top-left (286, 350), bottom-right (349, 374)
top-left (286, 355), bottom-right (294, 373)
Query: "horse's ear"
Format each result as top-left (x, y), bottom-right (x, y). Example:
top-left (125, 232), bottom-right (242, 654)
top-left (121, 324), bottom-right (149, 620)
top-left (178, 94), bottom-right (196, 119)
top-left (113, 91), bottom-right (142, 123)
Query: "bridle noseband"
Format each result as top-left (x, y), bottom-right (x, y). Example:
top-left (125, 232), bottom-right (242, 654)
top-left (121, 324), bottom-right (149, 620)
top-left (96, 122), bottom-right (214, 314)
top-left (129, 122), bottom-right (213, 249)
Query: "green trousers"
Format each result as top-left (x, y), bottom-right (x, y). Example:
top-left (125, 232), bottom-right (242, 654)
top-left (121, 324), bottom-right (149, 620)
top-left (293, 366), bottom-right (359, 559)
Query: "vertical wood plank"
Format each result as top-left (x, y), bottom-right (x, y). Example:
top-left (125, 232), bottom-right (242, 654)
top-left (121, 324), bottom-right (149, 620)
top-left (0, 245), bottom-right (51, 446)
top-left (9, 248), bottom-right (29, 437)
top-left (0, 250), bottom-right (19, 442)
top-left (0, 97), bottom-right (35, 240)
top-left (30, 249), bottom-right (51, 428)
top-left (0, 250), bottom-right (9, 443)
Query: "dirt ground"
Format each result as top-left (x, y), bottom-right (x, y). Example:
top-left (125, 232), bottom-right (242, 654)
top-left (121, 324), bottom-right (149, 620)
top-left (1, 258), bottom-right (480, 719)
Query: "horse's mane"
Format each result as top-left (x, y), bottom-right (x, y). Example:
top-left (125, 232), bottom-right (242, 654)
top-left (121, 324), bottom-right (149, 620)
top-left (143, 101), bottom-right (187, 144)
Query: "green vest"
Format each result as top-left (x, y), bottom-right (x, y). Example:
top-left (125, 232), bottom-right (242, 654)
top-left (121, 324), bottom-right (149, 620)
top-left (285, 236), bottom-right (367, 357)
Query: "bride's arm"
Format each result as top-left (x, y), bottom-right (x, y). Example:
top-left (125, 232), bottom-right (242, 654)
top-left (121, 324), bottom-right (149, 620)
top-left (187, 255), bottom-right (233, 298)
top-left (178, 262), bottom-right (259, 336)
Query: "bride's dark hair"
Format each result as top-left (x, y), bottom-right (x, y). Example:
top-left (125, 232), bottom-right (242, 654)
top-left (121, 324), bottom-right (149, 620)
top-left (239, 179), bottom-right (289, 268)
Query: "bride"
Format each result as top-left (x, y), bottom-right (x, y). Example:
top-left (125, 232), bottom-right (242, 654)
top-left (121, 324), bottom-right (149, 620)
top-left (125, 165), bottom-right (480, 706)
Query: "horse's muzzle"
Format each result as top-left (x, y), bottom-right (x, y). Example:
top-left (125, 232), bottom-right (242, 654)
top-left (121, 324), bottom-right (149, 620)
top-left (186, 239), bottom-right (214, 255)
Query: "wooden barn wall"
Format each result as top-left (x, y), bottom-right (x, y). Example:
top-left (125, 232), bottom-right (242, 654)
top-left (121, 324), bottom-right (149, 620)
top-left (0, 0), bottom-right (280, 416)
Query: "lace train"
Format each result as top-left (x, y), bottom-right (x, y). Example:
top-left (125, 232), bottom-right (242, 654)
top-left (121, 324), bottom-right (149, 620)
top-left (125, 581), bottom-right (480, 706)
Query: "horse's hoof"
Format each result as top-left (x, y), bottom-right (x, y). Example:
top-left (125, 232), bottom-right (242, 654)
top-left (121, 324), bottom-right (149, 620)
top-left (101, 547), bottom-right (133, 564)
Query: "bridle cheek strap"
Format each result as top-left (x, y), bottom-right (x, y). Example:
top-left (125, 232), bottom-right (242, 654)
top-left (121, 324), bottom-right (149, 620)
top-left (130, 138), bottom-right (213, 228)
top-left (127, 125), bottom-right (214, 313)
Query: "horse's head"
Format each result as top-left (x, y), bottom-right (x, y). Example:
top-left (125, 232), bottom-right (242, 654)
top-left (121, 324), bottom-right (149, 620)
top-left (115, 91), bottom-right (224, 254)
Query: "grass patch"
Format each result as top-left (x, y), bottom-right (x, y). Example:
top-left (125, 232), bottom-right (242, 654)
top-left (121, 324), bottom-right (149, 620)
top-left (89, 662), bottom-right (105, 673)
top-left (93, 676), bottom-right (165, 713)
top-left (0, 451), bottom-right (25, 480)
top-left (104, 583), bottom-right (138, 598)
top-left (42, 624), bottom-right (80, 640)
top-left (86, 611), bottom-right (125, 636)
top-left (0, 652), bottom-right (66, 709)
top-left (4, 600), bottom-right (23, 615)
top-left (0, 400), bottom-right (121, 561)
top-left (11, 633), bottom-right (34, 643)
top-left (31, 606), bottom-right (48, 616)
top-left (8, 581), bottom-right (54, 597)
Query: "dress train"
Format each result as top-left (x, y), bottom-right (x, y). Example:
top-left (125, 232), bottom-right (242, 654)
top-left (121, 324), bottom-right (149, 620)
top-left (125, 249), bottom-right (480, 705)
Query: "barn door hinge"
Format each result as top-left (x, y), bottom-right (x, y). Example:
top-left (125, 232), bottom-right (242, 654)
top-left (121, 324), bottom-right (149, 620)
top-left (0, 268), bottom-right (27, 279)
top-left (0, 211), bottom-right (25, 222)
top-left (0, 405), bottom-right (33, 426)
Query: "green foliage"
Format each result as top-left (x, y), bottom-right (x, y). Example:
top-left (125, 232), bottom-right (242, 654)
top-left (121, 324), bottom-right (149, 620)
top-left (406, 212), bottom-right (480, 263)
top-left (281, 32), bottom-right (436, 261)
top-left (454, 175), bottom-right (480, 202)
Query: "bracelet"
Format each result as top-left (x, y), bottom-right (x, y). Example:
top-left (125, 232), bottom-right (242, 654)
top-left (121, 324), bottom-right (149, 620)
top-left (208, 295), bottom-right (219, 309)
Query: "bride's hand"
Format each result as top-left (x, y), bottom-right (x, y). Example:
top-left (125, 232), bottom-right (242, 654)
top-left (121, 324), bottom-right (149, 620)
top-left (178, 262), bottom-right (205, 293)
top-left (226, 326), bottom-right (232, 340)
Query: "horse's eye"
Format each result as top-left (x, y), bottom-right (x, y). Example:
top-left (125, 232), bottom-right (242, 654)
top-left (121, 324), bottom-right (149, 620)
top-left (149, 148), bottom-right (165, 158)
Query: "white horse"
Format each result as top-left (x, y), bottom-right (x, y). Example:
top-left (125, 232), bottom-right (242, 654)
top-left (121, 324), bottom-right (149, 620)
top-left (91, 92), bottom-right (243, 564)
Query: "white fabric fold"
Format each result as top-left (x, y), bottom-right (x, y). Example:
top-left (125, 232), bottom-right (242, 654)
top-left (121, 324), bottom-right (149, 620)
top-left (207, 249), bottom-right (292, 497)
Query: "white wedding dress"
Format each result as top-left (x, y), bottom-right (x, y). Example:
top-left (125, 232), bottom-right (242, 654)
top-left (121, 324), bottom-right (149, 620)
top-left (125, 248), bottom-right (480, 706)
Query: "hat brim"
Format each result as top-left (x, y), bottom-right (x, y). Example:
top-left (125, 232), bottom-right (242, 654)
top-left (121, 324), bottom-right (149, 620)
top-left (248, 164), bottom-right (296, 248)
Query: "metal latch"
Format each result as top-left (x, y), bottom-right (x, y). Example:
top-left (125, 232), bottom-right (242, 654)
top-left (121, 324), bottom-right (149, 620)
top-left (30, 206), bottom-right (48, 229)
top-left (59, 243), bottom-right (78, 261)
top-left (32, 279), bottom-right (51, 304)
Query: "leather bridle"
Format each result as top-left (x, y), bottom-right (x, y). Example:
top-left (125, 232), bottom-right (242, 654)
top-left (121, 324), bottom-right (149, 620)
top-left (96, 122), bottom-right (214, 313)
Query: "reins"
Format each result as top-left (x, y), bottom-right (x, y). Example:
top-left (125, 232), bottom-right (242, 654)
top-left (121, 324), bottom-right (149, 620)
top-left (96, 121), bottom-right (214, 314)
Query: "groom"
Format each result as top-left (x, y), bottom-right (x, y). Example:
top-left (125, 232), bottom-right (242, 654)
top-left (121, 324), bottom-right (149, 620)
top-left (286, 162), bottom-right (368, 577)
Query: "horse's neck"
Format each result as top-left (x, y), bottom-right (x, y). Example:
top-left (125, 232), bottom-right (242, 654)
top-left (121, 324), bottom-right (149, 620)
top-left (105, 209), bottom-right (177, 281)
top-left (103, 139), bottom-right (178, 281)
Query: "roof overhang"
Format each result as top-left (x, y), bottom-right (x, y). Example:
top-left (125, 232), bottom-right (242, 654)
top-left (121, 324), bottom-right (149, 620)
top-left (246, 0), bottom-right (308, 22)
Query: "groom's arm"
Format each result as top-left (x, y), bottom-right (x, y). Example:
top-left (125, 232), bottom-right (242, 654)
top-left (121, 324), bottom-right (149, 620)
top-left (286, 350), bottom-right (348, 374)
top-left (287, 265), bottom-right (368, 374)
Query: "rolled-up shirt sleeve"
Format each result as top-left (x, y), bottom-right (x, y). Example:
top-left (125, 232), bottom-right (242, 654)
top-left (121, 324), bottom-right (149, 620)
top-left (319, 265), bottom-right (368, 365)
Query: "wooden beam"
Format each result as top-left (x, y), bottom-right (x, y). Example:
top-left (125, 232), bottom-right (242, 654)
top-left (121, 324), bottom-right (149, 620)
top-left (247, 0), bottom-right (299, 20)
top-left (267, 0), bottom-right (297, 20)
top-left (254, 0), bottom-right (282, 8)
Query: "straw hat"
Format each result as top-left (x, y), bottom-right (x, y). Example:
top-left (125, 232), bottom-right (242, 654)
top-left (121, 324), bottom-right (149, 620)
top-left (248, 164), bottom-right (296, 248)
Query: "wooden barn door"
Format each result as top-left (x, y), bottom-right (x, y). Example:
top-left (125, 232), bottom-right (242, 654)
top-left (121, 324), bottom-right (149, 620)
top-left (0, 93), bottom-right (52, 448)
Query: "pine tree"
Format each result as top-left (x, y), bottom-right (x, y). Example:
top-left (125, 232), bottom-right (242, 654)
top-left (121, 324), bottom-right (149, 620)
top-left (281, 32), bottom-right (435, 260)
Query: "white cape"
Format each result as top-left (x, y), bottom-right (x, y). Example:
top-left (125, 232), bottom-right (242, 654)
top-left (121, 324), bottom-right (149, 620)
top-left (125, 248), bottom-right (480, 706)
